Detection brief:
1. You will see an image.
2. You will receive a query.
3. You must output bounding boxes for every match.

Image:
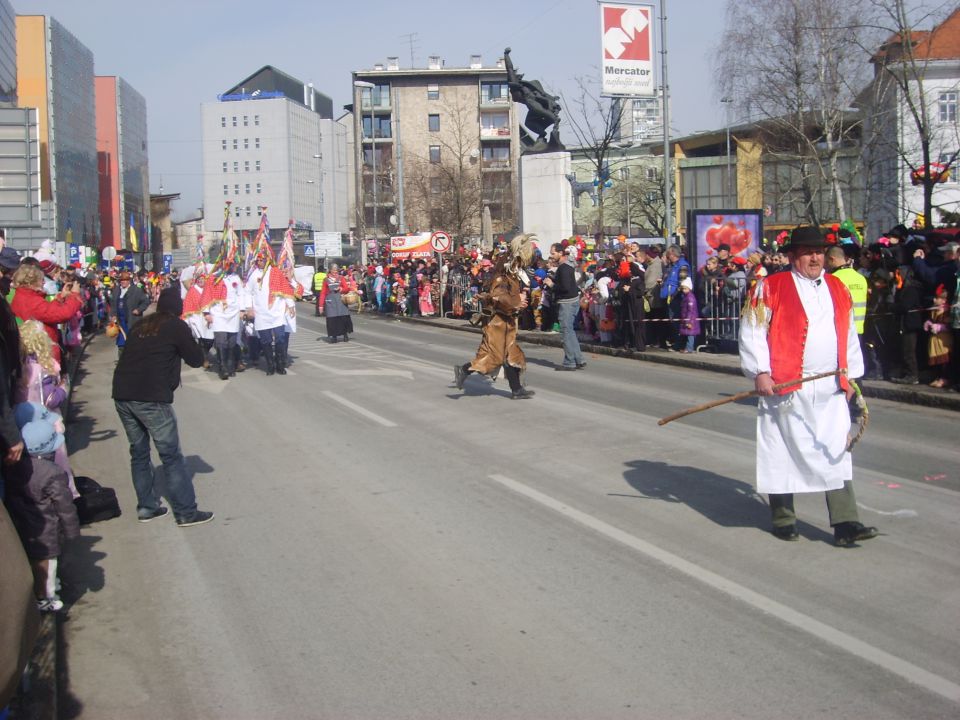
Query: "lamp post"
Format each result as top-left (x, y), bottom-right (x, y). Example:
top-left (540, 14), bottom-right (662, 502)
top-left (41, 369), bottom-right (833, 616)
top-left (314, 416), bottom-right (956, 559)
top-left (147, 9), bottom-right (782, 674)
top-left (354, 80), bottom-right (376, 266)
top-left (720, 97), bottom-right (733, 205)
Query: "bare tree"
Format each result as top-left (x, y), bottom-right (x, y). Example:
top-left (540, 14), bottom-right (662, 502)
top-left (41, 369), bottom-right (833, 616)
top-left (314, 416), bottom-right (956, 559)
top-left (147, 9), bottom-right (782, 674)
top-left (563, 77), bottom-right (626, 239)
top-left (404, 96), bottom-right (484, 240)
top-left (860, 0), bottom-right (959, 229)
top-left (717, 0), bottom-right (868, 226)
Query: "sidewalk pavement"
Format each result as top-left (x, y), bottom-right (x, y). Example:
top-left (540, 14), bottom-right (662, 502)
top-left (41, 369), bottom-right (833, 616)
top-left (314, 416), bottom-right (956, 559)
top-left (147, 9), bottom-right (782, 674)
top-left (368, 311), bottom-right (960, 412)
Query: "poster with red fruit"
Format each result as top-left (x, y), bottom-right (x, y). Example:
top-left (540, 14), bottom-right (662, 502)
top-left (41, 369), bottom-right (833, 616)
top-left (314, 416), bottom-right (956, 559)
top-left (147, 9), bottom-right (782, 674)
top-left (687, 209), bottom-right (763, 271)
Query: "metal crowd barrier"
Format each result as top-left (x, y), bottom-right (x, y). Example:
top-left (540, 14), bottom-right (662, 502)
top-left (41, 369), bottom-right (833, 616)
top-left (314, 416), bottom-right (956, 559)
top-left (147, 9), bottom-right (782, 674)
top-left (444, 276), bottom-right (481, 319)
top-left (700, 276), bottom-right (747, 351)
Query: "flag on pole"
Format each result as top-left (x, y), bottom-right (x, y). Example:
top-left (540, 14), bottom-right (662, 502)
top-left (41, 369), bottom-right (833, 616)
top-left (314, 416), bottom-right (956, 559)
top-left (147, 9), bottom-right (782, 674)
top-left (277, 218), bottom-right (296, 277)
top-left (129, 213), bottom-right (139, 252)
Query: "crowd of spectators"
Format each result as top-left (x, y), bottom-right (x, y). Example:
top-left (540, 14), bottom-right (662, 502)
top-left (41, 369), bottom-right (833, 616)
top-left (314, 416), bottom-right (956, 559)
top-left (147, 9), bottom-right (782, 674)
top-left (334, 227), bottom-right (959, 392)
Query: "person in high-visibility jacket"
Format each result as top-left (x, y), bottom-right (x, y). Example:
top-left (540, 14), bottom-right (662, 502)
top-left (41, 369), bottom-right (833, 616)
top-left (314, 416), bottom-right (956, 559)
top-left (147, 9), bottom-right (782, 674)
top-left (312, 264), bottom-right (327, 316)
top-left (827, 245), bottom-right (871, 375)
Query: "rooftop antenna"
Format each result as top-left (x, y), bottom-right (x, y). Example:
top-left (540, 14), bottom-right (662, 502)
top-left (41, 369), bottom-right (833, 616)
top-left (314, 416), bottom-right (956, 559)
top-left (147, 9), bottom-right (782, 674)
top-left (400, 32), bottom-right (419, 67)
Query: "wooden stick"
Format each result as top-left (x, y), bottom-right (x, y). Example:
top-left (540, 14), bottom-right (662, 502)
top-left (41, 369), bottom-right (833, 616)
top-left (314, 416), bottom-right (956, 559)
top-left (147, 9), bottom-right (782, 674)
top-left (657, 370), bottom-right (844, 426)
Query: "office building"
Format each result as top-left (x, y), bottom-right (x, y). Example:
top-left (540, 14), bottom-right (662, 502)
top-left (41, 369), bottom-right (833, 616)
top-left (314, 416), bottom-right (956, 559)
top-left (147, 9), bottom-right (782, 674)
top-left (201, 66), bottom-right (348, 247)
top-left (12, 15), bottom-right (97, 250)
top-left (96, 76), bottom-right (150, 255)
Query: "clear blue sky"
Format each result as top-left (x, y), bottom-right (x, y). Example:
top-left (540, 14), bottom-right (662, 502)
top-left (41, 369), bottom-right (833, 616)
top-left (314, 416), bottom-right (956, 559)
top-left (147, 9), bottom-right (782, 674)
top-left (15, 0), bottom-right (727, 221)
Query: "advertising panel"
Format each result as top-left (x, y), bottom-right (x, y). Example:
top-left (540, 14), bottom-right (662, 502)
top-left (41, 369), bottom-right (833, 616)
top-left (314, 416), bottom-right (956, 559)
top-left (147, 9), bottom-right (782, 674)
top-left (312, 231), bottom-right (342, 258)
top-left (600, 2), bottom-right (655, 97)
top-left (687, 209), bottom-right (763, 271)
top-left (390, 232), bottom-right (433, 260)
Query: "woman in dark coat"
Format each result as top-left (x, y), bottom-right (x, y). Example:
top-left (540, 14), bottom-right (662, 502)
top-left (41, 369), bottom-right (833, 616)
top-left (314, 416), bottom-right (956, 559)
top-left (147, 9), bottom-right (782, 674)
top-left (317, 264), bottom-right (354, 343)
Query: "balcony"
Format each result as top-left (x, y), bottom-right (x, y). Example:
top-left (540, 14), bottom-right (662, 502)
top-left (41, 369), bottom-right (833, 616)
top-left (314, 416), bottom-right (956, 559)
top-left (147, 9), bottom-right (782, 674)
top-left (480, 95), bottom-right (511, 108)
top-left (480, 127), bottom-right (512, 140)
top-left (481, 160), bottom-right (511, 171)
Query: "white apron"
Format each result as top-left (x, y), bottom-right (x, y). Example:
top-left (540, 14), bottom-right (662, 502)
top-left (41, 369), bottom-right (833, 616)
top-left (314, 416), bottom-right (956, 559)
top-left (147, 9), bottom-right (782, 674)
top-left (740, 271), bottom-right (864, 494)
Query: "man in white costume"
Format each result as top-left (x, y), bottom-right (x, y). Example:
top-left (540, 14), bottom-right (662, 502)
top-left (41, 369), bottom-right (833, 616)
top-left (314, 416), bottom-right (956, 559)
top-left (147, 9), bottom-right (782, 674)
top-left (739, 226), bottom-right (878, 546)
top-left (246, 258), bottom-right (296, 376)
top-left (200, 263), bottom-right (247, 380)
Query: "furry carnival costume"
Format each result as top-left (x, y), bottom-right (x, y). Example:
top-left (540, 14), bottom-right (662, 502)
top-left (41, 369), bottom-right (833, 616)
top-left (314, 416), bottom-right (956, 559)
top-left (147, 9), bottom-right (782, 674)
top-left (453, 234), bottom-right (536, 399)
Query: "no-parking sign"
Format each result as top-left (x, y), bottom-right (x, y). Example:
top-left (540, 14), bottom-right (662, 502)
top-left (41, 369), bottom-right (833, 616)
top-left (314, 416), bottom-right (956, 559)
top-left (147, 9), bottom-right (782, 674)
top-left (430, 231), bottom-right (451, 253)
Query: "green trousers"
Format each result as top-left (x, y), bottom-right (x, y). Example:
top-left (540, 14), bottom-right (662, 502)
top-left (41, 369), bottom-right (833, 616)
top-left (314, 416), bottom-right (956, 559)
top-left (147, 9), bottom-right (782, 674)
top-left (769, 481), bottom-right (860, 528)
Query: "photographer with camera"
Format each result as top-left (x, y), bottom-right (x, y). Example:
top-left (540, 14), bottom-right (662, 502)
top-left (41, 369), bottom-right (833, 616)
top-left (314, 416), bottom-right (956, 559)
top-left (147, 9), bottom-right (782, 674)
top-left (9, 264), bottom-right (82, 366)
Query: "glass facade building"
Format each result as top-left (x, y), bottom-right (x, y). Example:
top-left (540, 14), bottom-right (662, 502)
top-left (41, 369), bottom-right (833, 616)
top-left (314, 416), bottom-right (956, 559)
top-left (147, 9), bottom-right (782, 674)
top-left (13, 16), bottom-right (97, 249)
top-left (0, 0), bottom-right (15, 103)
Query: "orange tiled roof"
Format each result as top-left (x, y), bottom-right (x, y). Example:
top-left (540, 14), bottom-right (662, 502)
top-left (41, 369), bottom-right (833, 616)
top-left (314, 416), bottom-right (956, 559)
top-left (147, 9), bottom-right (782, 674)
top-left (874, 7), bottom-right (960, 62)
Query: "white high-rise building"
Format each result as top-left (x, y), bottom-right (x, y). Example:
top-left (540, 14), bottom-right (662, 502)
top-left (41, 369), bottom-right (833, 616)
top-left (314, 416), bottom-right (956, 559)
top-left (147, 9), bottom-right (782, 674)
top-left (201, 66), bottom-right (348, 245)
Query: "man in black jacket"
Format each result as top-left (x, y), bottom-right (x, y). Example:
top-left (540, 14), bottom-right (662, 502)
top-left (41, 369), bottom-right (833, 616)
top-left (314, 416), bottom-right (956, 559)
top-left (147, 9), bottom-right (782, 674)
top-left (545, 243), bottom-right (585, 370)
top-left (112, 287), bottom-right (214, 527)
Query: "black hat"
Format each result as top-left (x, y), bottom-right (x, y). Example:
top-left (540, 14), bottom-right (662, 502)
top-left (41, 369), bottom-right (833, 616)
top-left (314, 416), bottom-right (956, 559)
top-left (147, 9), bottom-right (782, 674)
top-left (783, 226), bottom-right (825, 252)
top-left (156, 286), bottom-right (183, 316)
top-left (0, 246), bottom-right (21, 271)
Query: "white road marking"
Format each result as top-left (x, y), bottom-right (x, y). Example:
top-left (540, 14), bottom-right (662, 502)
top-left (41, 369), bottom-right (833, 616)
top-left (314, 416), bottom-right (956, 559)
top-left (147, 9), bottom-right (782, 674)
top-left (857, 503), bottom-right (919, 518)
top-left (302, 359), bottom-right (413, 379)
top-left (321, 391), bottom-right (397, 428)
top-left (488, 473), bottom-right (960, 705)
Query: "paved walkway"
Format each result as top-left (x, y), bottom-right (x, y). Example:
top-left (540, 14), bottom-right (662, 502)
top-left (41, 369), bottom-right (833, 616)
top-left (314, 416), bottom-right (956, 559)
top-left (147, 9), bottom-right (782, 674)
top-left (366, 311), bottom-right (960, 412)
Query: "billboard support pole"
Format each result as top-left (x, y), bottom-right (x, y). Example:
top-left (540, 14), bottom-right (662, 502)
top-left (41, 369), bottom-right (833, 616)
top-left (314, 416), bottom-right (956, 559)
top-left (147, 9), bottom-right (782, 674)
top-left (660, 0), bottom-right (673, 242)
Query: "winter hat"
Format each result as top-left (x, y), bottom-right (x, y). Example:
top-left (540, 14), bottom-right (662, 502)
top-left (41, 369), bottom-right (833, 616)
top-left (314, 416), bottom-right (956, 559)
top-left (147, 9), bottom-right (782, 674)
top-left (20, 419), bottom-right (64, 456)
top-left (0, 246), bottom-right (21, 270)
top-left (156, 285), bottom-right (183, 316)
top-left (680, 277), bottom-right (694, 291)
top-left (14, 401), bottom-right (59, 428)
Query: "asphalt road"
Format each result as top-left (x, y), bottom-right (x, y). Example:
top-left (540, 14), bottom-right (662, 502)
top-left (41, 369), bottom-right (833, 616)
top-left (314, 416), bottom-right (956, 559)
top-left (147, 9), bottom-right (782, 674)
top-left (60, 311), bottom-right (960, 719)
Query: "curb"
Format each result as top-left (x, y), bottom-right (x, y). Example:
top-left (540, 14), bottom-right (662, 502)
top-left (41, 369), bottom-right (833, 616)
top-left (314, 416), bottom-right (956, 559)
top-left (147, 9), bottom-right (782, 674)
top-left (11, 332), bottom-right (99, 719)
top-left (363, 312), bottom-right (960, 412)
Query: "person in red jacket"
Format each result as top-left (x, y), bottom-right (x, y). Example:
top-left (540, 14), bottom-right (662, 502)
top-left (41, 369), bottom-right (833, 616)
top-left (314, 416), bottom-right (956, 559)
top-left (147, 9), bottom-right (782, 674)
top-left (9, 265), bottom-right (82, 365)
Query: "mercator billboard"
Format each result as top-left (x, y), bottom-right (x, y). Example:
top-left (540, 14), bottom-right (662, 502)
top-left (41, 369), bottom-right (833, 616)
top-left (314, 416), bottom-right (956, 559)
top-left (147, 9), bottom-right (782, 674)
top-left (600, 2), bottom-right (655, 97)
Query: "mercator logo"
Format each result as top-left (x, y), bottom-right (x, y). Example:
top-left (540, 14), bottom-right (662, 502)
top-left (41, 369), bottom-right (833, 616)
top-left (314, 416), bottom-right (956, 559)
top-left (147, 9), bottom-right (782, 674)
top-left (603, 6), bottom-right (651, 62)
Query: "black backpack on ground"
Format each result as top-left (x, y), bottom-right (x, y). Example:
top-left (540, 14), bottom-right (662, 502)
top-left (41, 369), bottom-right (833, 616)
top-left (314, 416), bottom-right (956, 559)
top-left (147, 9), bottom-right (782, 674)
top-left (73, 476), bottom-right (121, 524)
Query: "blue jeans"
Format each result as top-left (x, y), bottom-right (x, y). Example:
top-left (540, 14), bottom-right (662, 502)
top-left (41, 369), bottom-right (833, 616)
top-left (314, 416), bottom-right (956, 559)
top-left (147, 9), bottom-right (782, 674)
top-left (115, 400), bottom-right (197, 520)
top-left (557, 299), bottom-right (584, 368)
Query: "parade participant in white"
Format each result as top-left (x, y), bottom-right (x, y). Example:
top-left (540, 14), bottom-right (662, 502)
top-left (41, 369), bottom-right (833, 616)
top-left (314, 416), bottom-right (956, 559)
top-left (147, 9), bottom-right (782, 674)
top-left (201, 270), bottom-right (247, 380)
top-left (246, 262), bottom-right (295, 376)
top-left (739, 225), bottom-right (878, 546)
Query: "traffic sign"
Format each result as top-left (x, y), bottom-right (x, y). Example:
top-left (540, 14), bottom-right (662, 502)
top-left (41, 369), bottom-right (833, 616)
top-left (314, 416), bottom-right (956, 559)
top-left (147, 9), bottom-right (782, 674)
top-left (102, 246), bottom-right (117, 261)
top-left (304, 245), bottom-right (315, 257)
top-left (430, 231), bottom-right (451, 253)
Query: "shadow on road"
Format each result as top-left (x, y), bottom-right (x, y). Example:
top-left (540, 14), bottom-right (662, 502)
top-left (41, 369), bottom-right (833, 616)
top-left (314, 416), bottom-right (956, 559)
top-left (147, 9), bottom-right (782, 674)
top-left (620, 459), bottom-right (835, 543)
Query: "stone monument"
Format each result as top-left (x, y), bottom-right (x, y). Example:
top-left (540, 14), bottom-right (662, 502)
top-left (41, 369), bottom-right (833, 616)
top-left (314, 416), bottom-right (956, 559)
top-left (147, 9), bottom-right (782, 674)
top-left (505, 48), bottom-right (572, 249)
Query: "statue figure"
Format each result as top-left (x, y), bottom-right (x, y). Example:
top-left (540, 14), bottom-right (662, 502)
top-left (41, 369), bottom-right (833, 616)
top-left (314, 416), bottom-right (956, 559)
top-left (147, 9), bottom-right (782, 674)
top-left (503, 47), bottom-right (564, 154)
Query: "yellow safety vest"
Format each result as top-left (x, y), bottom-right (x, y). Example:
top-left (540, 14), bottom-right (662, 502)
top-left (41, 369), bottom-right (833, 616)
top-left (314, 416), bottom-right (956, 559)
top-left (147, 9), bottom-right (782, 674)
top-left (832, 267), bottom-right (868, 334)
top-left (313, 272), bottom-right (327, 292)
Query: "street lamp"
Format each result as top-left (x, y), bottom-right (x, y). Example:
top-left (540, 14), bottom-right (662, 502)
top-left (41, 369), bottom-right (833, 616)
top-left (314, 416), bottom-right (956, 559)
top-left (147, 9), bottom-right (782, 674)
top-left (312, 153), bottom-right (325, 232)
top-left (616, 140), bottom-right (633, 236)
top-left (720, 97), bottom-right (734, 204)
top-left (354, 80), bottom-right (376, 265)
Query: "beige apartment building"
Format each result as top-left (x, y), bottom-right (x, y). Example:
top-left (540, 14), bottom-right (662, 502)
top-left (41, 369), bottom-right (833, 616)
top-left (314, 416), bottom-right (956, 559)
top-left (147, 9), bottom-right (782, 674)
top-left (351, 54), bottom-right (520, 244)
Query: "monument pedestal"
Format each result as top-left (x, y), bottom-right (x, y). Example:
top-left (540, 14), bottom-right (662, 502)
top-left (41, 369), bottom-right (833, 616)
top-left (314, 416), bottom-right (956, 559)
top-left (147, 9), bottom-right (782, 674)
top-left (519, 151), bottom-right (572, 251)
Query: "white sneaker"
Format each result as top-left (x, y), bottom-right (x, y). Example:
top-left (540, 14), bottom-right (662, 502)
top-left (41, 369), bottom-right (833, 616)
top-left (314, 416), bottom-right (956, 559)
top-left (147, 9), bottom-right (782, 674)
top-left (37, 595), bottom-right (64, 612)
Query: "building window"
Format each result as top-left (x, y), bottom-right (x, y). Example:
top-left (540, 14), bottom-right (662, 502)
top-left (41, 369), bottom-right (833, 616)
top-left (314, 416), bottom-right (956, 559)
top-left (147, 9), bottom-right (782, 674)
top-left (430, 177), bottom-right (441, 195)
top-left (232, 116), bottom-right (237, 127)
top-left (256, 160), bottom-right (261, 171)
top-left (428, 114), bottom-right (440, 132)
top-left (246, 206), bottom-right (251, 217)
top-left (221, 116), bottom-right (226, 128)
top-left (233, 161), bottom-right (239, 172)
top-left (234, 184), bottom-right (239, 195)
top-left (939, 152), bottom-right (958, 182)
top-left (223, 184), bottom-right (228, 196)
top-left (481, 82), bottom-right (509, 103)
top-left (254, 115), bottom-right (260, 126)
top-left (235, 207), bottom-right (241, 217)
top-left (646, 167), bottom-right (658, 181)
top-left (481, 145), bottom-right (509, 168)
top-left (221, 140), bottom-right (227, 150)
top-left (245, 183), bottom-right (250, 194)
top-left (256, 183), bottom-right (262, 194)
top-left (244, 161), bottom-right (250, 171)
top-left (244, 138), bottom-right (249, 149)
top-left (243, 115), bottom-right (248, 127)
top-left (232, 139), bottom-right (238, 150)
top-left (939, 92), bottom-right (957, 123)
top-left (427, 84), bottom-right (439, 100)
top-left (255, 137), bottom-right (260, 149)
top-left (222, 162), bottom-right (227, 173)
top-left (362, 116), bottom-right (392, 139)
top-left (358, 83), bottom-right (391, 109)
top-left (429, 145), bottom-right (441, 164)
